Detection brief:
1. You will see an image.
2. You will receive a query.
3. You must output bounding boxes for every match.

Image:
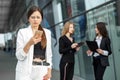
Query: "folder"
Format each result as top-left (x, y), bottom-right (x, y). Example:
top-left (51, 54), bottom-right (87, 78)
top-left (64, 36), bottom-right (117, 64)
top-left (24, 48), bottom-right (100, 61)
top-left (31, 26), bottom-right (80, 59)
top-left (86, 41), bottom-right (98, 52)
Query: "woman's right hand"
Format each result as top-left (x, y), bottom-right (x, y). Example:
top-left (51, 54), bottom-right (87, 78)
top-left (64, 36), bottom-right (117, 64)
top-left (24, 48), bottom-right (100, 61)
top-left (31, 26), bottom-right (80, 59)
top-left (23, 35), bottom-right (42, 53)
top-left (71, 43), bottom-right (78, 49)
top-left (29, 36), bottom-right (42, 45)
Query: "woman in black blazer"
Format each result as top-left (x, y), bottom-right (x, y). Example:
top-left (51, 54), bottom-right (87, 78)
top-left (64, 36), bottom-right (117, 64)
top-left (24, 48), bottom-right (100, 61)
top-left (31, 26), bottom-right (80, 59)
top-left (59, 21), bottom-right (80, 80)
top-left (86, 22), bottom-right (112, 80)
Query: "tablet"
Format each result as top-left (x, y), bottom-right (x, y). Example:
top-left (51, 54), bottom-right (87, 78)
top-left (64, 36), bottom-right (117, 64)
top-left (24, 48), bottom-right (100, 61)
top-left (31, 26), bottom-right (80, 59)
top-left (86, 41), bottom-right (98, 52)
top-left (77, 42), bottom-right (84, 47)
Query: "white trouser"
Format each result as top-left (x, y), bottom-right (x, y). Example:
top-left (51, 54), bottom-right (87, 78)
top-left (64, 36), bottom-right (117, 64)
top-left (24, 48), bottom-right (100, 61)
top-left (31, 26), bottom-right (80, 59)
top-left (31, 65), bottom-right (49, 80)
top-left (15, 71), bottom-right (32, 80)
top-left (15, 65), bottom-right (49, 80)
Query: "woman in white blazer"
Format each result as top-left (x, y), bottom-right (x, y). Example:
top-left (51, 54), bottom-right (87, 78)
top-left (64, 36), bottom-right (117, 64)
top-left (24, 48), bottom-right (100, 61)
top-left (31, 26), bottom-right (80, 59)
top-left (15, 6), bottom-right (52, 80)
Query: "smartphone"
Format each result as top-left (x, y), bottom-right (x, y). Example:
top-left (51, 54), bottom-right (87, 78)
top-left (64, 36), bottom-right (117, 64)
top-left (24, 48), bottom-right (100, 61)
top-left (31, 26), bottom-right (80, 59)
top-left (35, 30), bottom-right (43, 37)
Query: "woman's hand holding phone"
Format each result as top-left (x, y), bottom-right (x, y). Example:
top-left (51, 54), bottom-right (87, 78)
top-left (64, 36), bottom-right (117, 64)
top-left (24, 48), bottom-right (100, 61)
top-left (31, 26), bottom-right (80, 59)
top-left (34, 30), bottom-right (43, 39)
top-left (30, 30), bottom-right (43, 45)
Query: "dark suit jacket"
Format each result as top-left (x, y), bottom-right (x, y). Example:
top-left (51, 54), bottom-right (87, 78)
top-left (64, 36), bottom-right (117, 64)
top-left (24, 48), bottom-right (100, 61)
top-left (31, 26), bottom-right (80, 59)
top-left (59, 35), bottom-right (76, 63)
top-left (93, 37), bottom-right (112, 66)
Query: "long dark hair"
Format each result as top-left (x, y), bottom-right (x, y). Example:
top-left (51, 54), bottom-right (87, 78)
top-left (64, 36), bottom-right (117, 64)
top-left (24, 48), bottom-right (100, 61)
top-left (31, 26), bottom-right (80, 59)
top-left (96, 22), bottom-right (108, 37)
top-left (27, 6), bottom-right (46, 49)
top-left (27, 6), bottom-right (43, 19)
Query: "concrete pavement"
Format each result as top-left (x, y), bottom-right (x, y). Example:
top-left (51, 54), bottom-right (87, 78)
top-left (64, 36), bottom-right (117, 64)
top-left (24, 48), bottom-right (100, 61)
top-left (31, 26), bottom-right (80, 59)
top-left (0, 50), bottom-right (60, 80)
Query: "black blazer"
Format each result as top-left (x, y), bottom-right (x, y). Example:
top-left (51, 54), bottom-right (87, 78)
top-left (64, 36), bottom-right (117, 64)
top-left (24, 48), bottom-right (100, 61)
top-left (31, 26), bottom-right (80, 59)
top-left (59, 35), bottom-right (76, 63)
top-left (93, 37), bottom-right (112, 66)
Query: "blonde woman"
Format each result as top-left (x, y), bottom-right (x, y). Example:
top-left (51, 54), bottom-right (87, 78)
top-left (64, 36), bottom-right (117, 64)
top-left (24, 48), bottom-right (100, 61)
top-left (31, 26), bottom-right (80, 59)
top-left (59, 21), bottom-right (80, 80)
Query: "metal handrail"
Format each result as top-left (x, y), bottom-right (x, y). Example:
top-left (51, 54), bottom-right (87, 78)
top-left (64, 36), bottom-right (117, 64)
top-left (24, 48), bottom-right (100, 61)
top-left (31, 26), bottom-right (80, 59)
top-left (48, 0), bottom-right (116, 29)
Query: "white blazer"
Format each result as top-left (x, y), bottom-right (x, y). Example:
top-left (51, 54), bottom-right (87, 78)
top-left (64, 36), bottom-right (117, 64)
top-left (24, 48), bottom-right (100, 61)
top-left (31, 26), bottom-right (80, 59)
top-left (15, 25), bottom-right (52, 74)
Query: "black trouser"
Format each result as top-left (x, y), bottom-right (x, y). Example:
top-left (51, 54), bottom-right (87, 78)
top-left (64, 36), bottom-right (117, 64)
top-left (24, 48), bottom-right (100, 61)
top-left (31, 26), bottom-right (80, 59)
top-left (59, 62), bottom-right (74, 80)
top-left (93, 58), bottom-right (106, 80)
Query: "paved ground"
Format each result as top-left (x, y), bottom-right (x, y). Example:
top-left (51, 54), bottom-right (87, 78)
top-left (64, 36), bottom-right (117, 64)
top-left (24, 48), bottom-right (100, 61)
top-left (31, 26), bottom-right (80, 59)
top-left (0, 50), bottom-right (60, 80)
top-left (0, 51), bottom-right (16, 80)
top-left (0, 50), bottom-right (84, 80)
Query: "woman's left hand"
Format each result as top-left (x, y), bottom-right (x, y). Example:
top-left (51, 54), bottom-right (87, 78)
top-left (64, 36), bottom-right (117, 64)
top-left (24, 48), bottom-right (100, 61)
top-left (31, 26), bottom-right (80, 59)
top-left (96, 49), bottom-right (103, 54)
top-left (76, 47), bottom-right (80, 51)
top-left (43, 72), bottom-right (51, 80)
